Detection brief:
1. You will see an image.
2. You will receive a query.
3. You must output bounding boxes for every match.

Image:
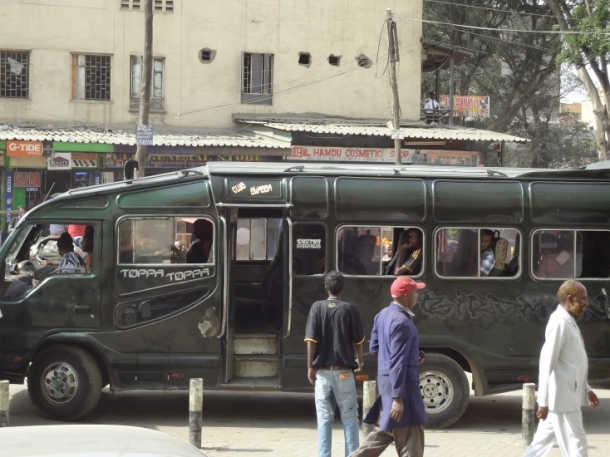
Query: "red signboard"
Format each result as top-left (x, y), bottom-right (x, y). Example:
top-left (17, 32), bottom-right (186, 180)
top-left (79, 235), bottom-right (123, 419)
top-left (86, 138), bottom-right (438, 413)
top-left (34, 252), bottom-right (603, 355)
top-left (14, 171), bottom-right (41, 188)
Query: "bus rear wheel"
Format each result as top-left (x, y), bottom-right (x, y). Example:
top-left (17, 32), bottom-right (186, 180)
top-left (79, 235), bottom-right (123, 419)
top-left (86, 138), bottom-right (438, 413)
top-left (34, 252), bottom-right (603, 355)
top-left (419, 353), bottom-right (470, 429)
top-left (28, 345), bottom-right (102, 421)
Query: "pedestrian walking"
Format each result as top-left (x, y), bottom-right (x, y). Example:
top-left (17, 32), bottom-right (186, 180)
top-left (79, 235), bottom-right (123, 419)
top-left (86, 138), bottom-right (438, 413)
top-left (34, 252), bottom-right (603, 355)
top-left (351, 276), bottom-right (427, 457)
top-left (305, 270), bottom-right (365, 457)
top-left (523, 280), bottom-right (600, 457)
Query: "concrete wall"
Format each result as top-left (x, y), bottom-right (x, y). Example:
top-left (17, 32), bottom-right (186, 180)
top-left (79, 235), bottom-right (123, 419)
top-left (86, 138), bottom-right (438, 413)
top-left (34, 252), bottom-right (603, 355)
top-left (0, 0), bottom-right (422, 129)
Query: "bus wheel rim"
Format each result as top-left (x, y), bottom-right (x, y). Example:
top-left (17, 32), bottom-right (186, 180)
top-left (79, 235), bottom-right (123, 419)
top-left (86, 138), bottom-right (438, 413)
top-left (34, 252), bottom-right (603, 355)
top-left (419, 370), bottom-right (454, 415)
top-left (41, 362), bottom-right (80, 405)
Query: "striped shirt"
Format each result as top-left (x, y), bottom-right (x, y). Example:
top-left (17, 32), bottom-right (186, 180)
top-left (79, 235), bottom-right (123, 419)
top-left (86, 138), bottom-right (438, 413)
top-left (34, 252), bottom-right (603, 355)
top-left (58, 251), bottom-right (86, 273)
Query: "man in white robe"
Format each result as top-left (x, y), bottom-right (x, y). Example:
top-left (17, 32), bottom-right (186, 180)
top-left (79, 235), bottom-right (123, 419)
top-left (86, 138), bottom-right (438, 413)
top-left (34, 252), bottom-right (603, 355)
top-left (524, 280), bottom-right (600, 457)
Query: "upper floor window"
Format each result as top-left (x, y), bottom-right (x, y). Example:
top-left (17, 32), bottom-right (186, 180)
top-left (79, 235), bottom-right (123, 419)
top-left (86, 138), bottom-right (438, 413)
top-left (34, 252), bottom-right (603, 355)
top-left (121, 0), bottom-right (173, 12)
top-left (118, 217), bottom-right (214, 265)
top-left (435, 227), bottom-right (520, 278)
top-left (130, 56), bottom-right (164, 111)
top-left (1, 50), bottom-right (29, 98)
top-left (72, 54), bottom-right (111, 101)
top-left (242, 53), bottom-right (273, 105)
top-left (532, 229), bottom-right (610, 279)
top-left (121, 0), bottom-right (141, 9)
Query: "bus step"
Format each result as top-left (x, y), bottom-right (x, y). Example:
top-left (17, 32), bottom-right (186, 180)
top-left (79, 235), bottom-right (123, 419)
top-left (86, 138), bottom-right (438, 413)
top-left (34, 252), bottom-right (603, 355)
top-left (234, 334), bottom-right (278, 355)
top-left (235, 355), bottom-right (279, 378)
top-left (220, 376), bottom-right (281, 390)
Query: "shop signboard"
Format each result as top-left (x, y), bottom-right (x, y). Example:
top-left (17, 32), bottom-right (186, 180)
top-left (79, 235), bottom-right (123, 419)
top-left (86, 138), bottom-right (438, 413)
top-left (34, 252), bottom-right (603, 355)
top-left (287, 146), bottom-right (479, 166)
top-left (104, 154), bottom-right (272, 169)
top-left (14, 172), bottom-right (41, 188)
top-left (438, 95), bottom-right (491, 119)
top-left (47, 153), bottom-right (97, 170)
top-left (7, 140), bottom-right (43, 157)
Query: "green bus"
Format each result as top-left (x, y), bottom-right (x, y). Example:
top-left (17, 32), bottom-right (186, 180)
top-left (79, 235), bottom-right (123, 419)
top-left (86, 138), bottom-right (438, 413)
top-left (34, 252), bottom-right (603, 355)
top-left (1, 162), bottom-right (609, 427)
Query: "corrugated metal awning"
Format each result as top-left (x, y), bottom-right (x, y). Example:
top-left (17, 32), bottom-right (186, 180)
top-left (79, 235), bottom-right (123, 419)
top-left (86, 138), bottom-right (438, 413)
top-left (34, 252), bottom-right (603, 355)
top-left (0, 126), bottom-right (291, 149)
top-left (257, 122), bottom-right (528, 143)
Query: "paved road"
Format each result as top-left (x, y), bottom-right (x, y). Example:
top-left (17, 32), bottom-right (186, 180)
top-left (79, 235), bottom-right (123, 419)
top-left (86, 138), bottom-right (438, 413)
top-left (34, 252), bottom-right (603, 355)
top-left (6, 382), bottom-right (610, 456)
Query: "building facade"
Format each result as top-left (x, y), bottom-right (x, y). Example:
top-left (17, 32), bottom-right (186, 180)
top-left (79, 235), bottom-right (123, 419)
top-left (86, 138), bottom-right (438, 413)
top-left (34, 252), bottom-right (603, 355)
top-left (0, 0), bottom-right (423, 128)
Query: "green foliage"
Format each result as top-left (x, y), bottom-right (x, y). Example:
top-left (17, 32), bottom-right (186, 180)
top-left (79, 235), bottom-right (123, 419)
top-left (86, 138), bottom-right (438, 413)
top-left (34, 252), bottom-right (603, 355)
top-left (557, 0), bottom-right (610, 66)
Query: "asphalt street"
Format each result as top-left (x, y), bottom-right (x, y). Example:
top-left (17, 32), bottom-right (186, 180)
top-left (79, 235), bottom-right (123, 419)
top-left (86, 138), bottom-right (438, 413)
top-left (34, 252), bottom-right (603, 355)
top-left (6, 382), bottom-right (610, 456)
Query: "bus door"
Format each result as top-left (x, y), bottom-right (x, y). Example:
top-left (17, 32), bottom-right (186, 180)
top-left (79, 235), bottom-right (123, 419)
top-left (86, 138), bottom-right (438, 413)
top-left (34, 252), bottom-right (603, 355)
top-left (0, 220), bottom-right (102, 381)
top-left (220, 207), bottom-right (286, 389)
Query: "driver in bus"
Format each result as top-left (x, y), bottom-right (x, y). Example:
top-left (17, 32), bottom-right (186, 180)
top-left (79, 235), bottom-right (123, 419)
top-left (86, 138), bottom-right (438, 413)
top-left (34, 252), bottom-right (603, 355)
top-left (187, 219), bottom-right (213, 264)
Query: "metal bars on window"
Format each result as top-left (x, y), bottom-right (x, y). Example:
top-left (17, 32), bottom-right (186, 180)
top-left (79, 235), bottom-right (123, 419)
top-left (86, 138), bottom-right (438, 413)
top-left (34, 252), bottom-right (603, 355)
top-left (155, 0), bottom-right (173, 12)
top-left (242, 53), bottom-right (273, 105)
top-left (121, 0), bottom-right (141, 9)
top-left (72, 54), bottom-right (111, 101)
top-left (0, 51), bottom-right (29, 98)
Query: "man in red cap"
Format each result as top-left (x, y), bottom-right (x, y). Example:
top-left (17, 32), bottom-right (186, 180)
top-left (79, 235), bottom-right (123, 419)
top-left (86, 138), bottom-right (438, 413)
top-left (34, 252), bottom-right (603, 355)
top-left (351, 277), bottom-right (427, 457)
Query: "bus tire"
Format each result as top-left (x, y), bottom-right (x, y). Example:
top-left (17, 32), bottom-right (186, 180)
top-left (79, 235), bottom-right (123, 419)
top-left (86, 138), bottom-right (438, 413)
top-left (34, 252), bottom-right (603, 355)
top-left (419, 353), bottom-right (469, 429)
top-left (28, 345), bottom-right (102, 421)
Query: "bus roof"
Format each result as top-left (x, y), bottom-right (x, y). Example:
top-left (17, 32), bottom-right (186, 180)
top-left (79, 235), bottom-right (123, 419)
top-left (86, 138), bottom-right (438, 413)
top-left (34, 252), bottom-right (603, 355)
top-left (47, 161), bottom-right (610, 202)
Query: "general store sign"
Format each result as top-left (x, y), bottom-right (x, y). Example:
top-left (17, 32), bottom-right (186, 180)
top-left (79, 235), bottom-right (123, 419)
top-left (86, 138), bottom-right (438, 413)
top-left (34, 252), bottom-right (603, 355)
top-left (14, 171), bottom-right (41, 188)
top-left (439, 95), bottom-right (491, 119)
top-left (7, 140), bottom-right (43, 157)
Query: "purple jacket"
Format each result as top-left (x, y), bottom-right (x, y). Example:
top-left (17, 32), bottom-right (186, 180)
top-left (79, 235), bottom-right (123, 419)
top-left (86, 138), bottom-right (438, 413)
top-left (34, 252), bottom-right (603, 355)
top-left (369, 303), bottom-right (427, 430)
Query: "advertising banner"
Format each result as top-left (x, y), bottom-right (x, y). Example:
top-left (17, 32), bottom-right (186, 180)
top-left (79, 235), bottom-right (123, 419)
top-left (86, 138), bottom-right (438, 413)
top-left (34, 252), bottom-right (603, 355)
top-left (14, 172), bottom-right (41, 188)
top-left (47, 153), bottom-right (97, 170)
top-left (439, 95), bottom-right (490, 119)
top-left (6, 171), bottom-right (12, 224)
top-left (7, 140), bottom-right (44, 157)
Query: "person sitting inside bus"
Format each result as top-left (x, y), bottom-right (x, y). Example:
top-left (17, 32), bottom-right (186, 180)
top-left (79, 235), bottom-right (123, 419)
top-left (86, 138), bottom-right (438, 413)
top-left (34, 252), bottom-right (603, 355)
top-left (187, 219), bottom-right (213, 263)
top-left (480, 229), bottom-right (496, 277)
top-left (56, 232), bottom-right (86, 273)
top-left (394, 228), bottom-right (423, 276)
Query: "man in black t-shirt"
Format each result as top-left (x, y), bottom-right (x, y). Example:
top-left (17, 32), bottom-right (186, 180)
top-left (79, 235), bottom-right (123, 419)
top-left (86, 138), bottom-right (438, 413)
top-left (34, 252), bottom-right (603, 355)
top-left (305, 270), bottom-right (365, 457)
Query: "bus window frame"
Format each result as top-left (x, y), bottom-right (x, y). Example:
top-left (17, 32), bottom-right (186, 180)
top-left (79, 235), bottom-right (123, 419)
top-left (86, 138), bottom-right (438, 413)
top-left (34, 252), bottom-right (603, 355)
top-left (434, 226), bottom-right (523, 280)
top-left (335, 224), bottom-right (425, 278)
top-left (531, 228), bottom-right (609, 281)
top-left (115, 214), bottom-right (216, 267)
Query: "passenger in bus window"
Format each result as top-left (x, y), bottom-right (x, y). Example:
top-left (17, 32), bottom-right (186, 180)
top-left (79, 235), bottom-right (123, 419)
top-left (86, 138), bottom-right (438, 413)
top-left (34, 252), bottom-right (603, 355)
top-left (382, 243), bottom-right (393, 262)
top-left (479, 230), bottom-right (495, 276)
top-left (187, 219), bottom-right (213, 264)
top-left (394, 229), bottom-right (423, 276)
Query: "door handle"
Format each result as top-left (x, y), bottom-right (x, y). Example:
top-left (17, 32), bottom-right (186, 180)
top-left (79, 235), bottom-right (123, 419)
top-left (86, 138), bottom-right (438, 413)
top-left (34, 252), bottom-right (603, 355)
top-left (74, 305), bottom-right (91, 313)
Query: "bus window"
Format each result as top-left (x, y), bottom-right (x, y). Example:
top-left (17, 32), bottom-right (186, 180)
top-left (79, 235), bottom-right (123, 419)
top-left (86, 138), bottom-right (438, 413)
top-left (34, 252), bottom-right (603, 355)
top-left (436, 227), bottom-right (520, 278)
top-left (117, 217), bottom-right (214, 265)
top-left (293, 223), bottom-right (326, 275)
top-left (236, 218), bottom-right (281, 261)
top-left (533, 230), bottom-right (610, 279)
top-left (3, 222), bottom-right (91, 300)
top-left (336, 226), bottom-right (423, 276)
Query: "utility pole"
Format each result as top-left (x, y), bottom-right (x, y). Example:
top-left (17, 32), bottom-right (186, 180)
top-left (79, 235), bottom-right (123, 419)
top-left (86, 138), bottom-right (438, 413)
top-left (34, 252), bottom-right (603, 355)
top-left (387, 9), bottom-right (403, 166)
top-left (135, 0), bottom-right (153, 178)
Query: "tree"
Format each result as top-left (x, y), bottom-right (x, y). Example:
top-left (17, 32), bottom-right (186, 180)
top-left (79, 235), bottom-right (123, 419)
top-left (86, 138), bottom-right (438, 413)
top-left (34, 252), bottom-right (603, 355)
top-left (545, 0), bottom-right (610, 160)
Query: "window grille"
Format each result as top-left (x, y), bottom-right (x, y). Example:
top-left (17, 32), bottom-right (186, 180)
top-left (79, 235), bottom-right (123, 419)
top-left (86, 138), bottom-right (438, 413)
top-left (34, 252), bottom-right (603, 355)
top-left (155, 0), bottom-right (173, 12)
top-left (72, 54), bottom-right (111, 101)
top-left (0, 51), bottom-right (29, 98)
top-left (242, 53), bottom-right (273, 105)
top-left (121, 0), bottom-right (141, 9)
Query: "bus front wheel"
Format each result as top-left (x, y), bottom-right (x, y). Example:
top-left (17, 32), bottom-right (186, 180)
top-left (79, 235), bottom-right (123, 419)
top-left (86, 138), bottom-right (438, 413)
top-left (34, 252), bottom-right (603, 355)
top-left (28, 345), bottom-right (102, 421)
top-left (419, 353), bottom-right (470, 429)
